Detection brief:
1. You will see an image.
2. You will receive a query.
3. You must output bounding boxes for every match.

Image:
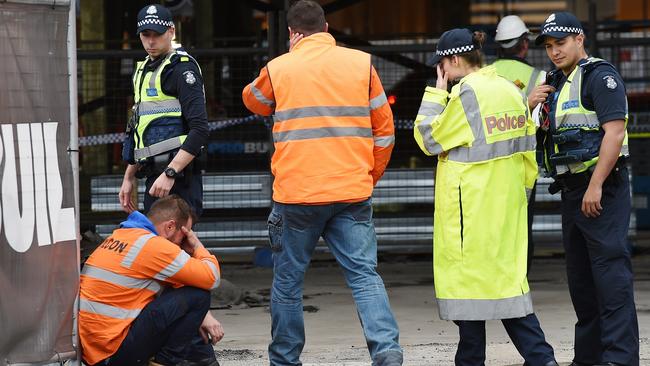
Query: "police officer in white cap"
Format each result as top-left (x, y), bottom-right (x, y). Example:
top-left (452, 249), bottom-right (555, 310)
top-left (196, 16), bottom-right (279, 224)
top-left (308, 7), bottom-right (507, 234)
top-left (119, 3), bottom-right (209, 218)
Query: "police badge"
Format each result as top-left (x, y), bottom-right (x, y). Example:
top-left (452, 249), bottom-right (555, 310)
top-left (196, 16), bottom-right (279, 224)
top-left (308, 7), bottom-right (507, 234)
top-left (604, 75), bottom-right (617, 90)
top-left (184, 71), bottom-right (196, 85)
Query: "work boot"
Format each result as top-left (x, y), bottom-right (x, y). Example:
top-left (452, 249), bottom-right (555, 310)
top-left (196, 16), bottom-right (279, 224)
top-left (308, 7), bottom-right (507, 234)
top-left (176, 358), bottom-right (220, 366)
top-left (543, 361), bottom-right (559, 366)
top-left (149, 358), bottom-right (219, 366)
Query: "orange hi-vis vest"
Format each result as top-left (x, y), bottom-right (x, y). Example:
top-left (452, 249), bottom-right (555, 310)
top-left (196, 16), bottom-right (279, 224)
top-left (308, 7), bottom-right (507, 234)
top-left (79, 227), bottom-right (220, 365)
top-left (242, 32), bottom-right (395, 204)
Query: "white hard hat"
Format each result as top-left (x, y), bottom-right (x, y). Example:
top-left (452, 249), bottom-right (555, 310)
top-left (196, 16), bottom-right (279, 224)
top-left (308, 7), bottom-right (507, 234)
top-left (495, 15), bottom-right (529, 48)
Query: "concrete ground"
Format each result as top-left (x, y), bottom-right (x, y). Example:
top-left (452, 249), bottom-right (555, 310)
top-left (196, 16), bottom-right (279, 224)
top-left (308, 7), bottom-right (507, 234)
top-left (209, 253), bottom-right (650, 366)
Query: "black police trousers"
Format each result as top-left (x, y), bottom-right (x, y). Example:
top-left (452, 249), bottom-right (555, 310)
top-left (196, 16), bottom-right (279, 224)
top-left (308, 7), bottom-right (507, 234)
top-left (454, 313), bottom-right (555, 366)
top-left (560, 167), bottom-right (639, 366)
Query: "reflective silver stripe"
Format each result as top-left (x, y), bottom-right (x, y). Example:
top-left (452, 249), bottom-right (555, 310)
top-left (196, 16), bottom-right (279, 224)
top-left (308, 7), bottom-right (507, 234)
top-left (79, 299), bottom-right (141, 320)
top-left (273, 106), bottom-right (370, 122)
top-left (82, 265), bottom-right (162, 293)
top-left (273, 127), bottom-right (372, 142)
top-left (121, 233), bottom-right (156, 268)
top-left (249, 83), bottom-right (275, 108)
top-left (558, 143), bottom-right (629, 174)
top-left (557, 67), bottom-right (597, 128)
top-left (437, 292), bottom-right (533, 320)
top-left (448, 134), bottom-right (536, 163)
top-left (203, 259), bottom-right (221, 289)
top-left (526, 68), bottom-right (542, 95)
top-left (446, 83), bottom-right (535, 163)
top-left (558, 113), bottom-right (600, 128)
top-left (137, 99), bottom-right (182, 116)
top-left (148, 52), bottom-right (174, 90)
top-left (134, 136), bottom-right (184, 161)
top-left (153, 251), bottom-right (191, 281)
top-left (459, 84), bottom-right (486, 141)
top-left (556, 165), bottom-right (571, 175)
top-left (374, 135), bottom-right (395, 147)
top-left (417, 100), bottom-right (445, 117)
top-left (416, 115), bottom-right (444, 155)
top-left (369, 92), bottom-right (388, 110)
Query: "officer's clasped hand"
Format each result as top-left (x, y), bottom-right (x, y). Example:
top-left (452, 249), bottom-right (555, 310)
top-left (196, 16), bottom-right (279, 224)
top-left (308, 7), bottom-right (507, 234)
top-left (528, 82), bottom-right (556, 110)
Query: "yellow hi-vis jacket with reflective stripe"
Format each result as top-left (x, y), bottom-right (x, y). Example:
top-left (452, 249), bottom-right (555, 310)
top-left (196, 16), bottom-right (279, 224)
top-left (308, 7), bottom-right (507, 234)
top-left (413, 65), bottom-right (537, 320)
top-left (131, 51), bottom-right (194, 160)
top-left (492, 58), bottom-right (544, 96)
top-left (548, 57), bottom-right (629, 176)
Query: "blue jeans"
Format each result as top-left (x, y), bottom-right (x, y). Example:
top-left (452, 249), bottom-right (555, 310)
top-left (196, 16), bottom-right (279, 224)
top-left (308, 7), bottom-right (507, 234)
top-left (267, 199), bottom-right (403, 366)
top-left (102, 286), bottom-right (215, 366)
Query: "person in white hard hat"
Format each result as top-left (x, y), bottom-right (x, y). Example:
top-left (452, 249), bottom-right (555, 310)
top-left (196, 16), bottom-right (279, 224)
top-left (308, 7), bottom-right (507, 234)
top-left (492, 15), bottom-right (554, 276)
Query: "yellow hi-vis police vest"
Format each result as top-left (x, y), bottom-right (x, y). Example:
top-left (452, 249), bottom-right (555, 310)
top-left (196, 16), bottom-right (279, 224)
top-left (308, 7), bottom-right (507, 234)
top-left (414, 65), bottom-right (537, 320)
top-left (131, 50), bottom-right (194, 162)
top-left (492, 58), bottom-right (544, 95)
top-left (550, 57), bottom-right (629, 175)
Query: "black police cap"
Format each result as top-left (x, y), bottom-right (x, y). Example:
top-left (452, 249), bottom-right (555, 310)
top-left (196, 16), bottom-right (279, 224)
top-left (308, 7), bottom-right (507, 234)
top-left (137, 4), bottom-right (174, 34)
top-left (535, 12), bottom-right (583, 45)
top-left (429, 28), bottom-right (477, 66)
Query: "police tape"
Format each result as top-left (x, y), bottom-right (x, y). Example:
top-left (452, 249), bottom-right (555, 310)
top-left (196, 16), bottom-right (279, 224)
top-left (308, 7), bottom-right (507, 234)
top-left (79, 115), bottom-right (271, 147)
top-left (78, 117), bottom-right (416, 147)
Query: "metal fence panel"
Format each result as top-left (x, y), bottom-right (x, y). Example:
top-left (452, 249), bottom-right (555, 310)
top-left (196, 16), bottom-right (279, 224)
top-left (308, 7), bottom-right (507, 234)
top-left (79, 28), bottom-right (648, 252)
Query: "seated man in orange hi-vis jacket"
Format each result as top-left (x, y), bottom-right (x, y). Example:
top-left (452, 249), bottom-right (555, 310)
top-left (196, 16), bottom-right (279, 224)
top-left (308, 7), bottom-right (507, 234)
top-left (79, 195), bottom-right (223, 366)
top-left (242, 1), bottom-right (402, 365)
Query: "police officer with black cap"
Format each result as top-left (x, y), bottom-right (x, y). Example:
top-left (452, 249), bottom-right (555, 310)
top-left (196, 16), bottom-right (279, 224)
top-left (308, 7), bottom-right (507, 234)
top-left (417, 28), bottom-right (558, 366)
top-left (533, 11), bottom-right (639, 366)
top-left (119, 3), bottom-right (209, 216)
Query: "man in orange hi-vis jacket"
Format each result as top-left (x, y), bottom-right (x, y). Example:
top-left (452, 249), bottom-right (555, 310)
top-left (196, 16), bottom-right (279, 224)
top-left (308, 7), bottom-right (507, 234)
top-left (242, 1), bottom-right (401, 365)
top-left (80, 195), bottom-right (223, 366)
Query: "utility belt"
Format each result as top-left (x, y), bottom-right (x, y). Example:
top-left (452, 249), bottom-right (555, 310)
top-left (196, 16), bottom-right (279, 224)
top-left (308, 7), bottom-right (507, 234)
top-left (548, 157), bottom-right (627, 194)
top-left (134, 149), bottom-right (190, 180)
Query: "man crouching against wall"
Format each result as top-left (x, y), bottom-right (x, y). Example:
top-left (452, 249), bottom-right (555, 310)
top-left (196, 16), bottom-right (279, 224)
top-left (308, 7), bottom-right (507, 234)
top-left (79, 195), bottom-right (224, 366)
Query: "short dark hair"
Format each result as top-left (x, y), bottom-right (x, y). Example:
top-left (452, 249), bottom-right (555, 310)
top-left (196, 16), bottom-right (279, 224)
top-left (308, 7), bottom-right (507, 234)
top-left (147, 194), bottom-right (196, 228)
top-left (287, 0), bottom-right (326, 36)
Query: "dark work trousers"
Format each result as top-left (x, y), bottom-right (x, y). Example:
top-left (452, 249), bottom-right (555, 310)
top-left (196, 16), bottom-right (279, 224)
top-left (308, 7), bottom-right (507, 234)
top-left (453, 313), bottom-right (555, 366)
top-left (102, 286), bottom-right (215, 366)
top-left (144, 173), bottom-right (203, 217)
top-left (561, 167), bottom-right (639, 366)
top-left (527, 182), bottom-right (537, 276)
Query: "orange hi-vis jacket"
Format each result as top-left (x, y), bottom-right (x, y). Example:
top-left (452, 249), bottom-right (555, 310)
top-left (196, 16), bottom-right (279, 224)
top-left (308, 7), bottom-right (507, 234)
top-left (79, 213), bottom-right (220, 365)
top-left (242, 32), bottom-right (394, 204)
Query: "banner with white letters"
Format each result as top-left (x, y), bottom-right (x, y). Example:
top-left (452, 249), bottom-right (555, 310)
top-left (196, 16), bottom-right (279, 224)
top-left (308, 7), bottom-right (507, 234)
top-left (0, 1), bottom-right (78, 364)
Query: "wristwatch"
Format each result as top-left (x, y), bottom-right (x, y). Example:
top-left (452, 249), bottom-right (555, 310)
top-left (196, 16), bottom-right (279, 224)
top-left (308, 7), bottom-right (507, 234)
top-left (164, 167), bottom-right (179, 179)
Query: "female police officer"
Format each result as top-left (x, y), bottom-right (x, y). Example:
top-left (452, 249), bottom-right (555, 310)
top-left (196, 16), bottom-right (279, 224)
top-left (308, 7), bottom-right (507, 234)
top-left (531, 12), bottom-right (639, 366)
top-left (413, 28), bottom-right (557, 366)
